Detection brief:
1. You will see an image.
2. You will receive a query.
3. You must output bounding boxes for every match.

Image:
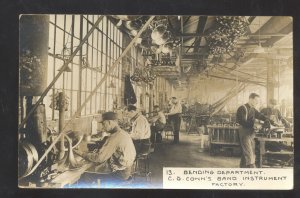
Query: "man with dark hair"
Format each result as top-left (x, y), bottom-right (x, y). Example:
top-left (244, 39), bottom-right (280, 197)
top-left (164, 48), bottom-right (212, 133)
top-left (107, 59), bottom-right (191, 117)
top-left (261, 99), bottom-right (290, 128)
top-left (236, 93), bottom-right (271, 168)
top-left (166, 97), bottom-right (182, 144)
top-left (74, 112), bottom-right (136, 182)
top-left (125, 105), bottom-right (151, 153)
top-left (149, 105), bottom-right (166, 144)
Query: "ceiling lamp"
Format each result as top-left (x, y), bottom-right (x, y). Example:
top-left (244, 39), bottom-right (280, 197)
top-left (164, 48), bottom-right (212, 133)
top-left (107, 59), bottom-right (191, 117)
top-left (161, 42), bottom-right (173, 54)
top-left (151, 24), bottom-right (167, 40)
top-left (130, 30), bottom-right (138, 36)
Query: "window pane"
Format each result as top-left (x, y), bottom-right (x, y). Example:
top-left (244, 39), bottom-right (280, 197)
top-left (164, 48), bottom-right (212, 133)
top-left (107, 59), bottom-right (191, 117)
top-left (49, 24), bottom-right (55, 51)
top-left (65, 15), bottom-right (72, 33)
top-left (87, 70), bottom-right (92, 92)
top-left (56, 15), bottom-right (65, 28)
top-left (72, 91), bottom-right (78, 114)
top-left (74, 15), bottom-right (80, 38)
top-left (72, 65), bottom-right (79, 90)
top-left (102, 17), bottom-right (107, 35)
top-left (47, 57), bottom-right (54, 85)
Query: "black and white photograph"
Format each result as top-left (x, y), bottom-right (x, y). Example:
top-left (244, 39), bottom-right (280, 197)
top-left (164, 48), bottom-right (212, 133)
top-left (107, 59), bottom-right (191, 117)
top-left (18, 15), bottom-right (293, 189)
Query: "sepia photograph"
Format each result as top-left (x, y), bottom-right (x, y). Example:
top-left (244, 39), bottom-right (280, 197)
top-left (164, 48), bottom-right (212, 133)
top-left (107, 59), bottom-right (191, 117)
top-left (18, 15), bottom-right (293, 189)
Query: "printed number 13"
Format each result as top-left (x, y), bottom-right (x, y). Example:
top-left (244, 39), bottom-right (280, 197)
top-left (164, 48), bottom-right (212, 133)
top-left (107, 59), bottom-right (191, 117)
top-left (166, 170), bottom-right (173, 175)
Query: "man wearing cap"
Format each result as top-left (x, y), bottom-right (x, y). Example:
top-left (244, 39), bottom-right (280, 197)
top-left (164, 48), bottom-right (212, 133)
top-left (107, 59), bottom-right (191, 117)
top-left (74, 112), bottom-right (136, 181)
top-left (165, 97), bottom-right (182, 144)
top-left (125, 105), bottom-right (151, 153)
top-left (261, 99), bottom-right (290, 128)
top-left (236, 93), bottom-right (271, 168)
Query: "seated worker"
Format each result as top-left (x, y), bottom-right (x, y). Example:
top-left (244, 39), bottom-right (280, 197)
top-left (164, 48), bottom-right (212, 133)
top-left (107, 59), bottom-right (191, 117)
top-left (165, 97), bottom-right (182, 144)
top-left (149, 105), bottom-right (166, 144)
top-left (125, 105), bottom-right (151, 154)
top-left (260, 99), bottom-right (290, 128)
top-left (74, 112), bottom-right (136, 182)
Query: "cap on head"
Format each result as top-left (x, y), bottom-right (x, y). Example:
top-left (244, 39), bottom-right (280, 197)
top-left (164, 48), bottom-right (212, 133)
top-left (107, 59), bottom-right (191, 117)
top-left (172, 97), bottom-right (177, 100)
top-left (249, 93), bottom-right (259, 99)
top-left (102, 112), bottom-right (118, 121)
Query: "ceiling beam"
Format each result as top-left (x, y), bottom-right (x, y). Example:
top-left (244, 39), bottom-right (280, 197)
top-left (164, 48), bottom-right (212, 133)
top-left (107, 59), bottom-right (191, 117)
top-left (193, 16), bottom-right (208, 53)
top-left (263, 23), bottom-right (293, 47)
top-left (177, 33), bottom-right (289, 38)
top-left (208, 75), bottom-right (266, 86)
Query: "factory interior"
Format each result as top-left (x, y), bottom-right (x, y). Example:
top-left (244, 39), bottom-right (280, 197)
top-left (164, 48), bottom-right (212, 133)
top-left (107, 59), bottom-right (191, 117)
top-left (18, 15), bottom-right (293, 188)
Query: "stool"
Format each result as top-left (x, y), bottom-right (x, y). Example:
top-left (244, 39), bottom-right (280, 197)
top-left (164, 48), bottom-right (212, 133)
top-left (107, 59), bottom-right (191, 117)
top-left (133, 153), bottom-right (151, 182)
top-left (133, 143), bottom-right (152, 182)
top-left (164, 124), bottom-right (174, 140)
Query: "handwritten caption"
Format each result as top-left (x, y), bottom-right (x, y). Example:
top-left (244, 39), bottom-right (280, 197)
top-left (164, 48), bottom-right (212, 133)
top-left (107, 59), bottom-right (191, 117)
top-left (163, 168), bottom-right (293, 190)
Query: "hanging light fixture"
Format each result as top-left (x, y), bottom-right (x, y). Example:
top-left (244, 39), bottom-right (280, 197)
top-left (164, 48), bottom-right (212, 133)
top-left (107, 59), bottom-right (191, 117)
top-left (151, 24), bottom-right (167, 40)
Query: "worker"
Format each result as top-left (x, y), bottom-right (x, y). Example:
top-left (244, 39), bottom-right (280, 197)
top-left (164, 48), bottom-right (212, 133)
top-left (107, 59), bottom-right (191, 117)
top-left (125, 105), bottom-right (151, 154)
top-left (236, 93), bottom-right (273, 168)
top-left (74, 112), bottom-right (136, 182)
top-left (261, 99), bottom-right (291, 128)
top-left (165, 97), bottom-right (182, 144)
top-left (149, 105), bottom-right (166, 144)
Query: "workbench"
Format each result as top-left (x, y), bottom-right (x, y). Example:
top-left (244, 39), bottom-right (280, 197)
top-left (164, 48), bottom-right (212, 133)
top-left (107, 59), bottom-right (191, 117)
top-left (255, 137), bottom-right (294, 168)
top-left (207, 124), bottom-right (241, 156)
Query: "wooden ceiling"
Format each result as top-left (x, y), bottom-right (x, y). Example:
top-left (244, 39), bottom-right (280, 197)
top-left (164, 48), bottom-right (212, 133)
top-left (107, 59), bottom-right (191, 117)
top-left (110, 16), bottom-right (293, 88)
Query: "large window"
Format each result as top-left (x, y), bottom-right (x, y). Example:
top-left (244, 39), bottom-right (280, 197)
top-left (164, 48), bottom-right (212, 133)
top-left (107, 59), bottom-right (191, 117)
top-left (46, 15), bottom-right (123, 120)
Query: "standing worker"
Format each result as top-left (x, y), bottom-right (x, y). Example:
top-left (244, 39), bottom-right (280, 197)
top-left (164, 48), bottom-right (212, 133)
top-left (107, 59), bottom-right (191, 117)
top-left (236, 93), bottom-right (272, 168)
top-left (165, 97), bottom-right (182, 144)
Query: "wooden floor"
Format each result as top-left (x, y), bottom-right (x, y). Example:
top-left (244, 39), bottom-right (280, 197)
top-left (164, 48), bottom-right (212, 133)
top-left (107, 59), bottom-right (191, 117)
top-left (132, 130), bottom-right (240, 188)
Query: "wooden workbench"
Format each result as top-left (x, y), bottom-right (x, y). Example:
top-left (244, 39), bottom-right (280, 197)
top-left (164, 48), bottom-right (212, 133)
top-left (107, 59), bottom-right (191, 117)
top-left (255, 137), bottom-right (294, 168)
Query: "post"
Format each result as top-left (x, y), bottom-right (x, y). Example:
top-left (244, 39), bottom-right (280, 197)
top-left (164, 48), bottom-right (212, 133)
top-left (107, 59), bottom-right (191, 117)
top-left (267, 58), bottom-right (275, 105)
top-left (58, 92), bottom-right (66, 160)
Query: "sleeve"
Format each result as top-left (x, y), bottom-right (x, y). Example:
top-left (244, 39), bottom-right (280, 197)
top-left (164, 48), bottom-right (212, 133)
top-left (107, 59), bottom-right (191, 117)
top-left (236, 106), bottom-right (252, 128)
top-left (277, 109), bottom-right (290, 127)
top-left (168, 104), bottom-right (182, 115)
top-left (83, 137), bottom-right (117, 163)
top-left (254, 109), bottom-right (268, 122)
top-left (260, 108), bottom-right (268, 116)
top-left (130, 119), bottom-right (147, 140)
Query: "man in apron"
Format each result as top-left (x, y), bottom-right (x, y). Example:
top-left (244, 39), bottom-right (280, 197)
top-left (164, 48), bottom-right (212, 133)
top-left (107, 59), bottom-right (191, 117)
top-left (236, 93), bottom-right (271, 168)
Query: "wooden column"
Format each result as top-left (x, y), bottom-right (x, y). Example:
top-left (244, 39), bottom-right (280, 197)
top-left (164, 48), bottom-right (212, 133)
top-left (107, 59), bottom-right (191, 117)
top-left (267, 58), bottom-right (275, 105)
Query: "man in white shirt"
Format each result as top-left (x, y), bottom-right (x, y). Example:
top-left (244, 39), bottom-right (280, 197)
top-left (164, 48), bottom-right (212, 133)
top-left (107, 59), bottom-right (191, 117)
top-left (74, 112), bottom-right (136, 181)
top-left (165, 97), bottom-right (182, 144)
top-left (149, 105), bottom-right (166, 143)
top-left (126, 105), bottom-right (151, 154)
